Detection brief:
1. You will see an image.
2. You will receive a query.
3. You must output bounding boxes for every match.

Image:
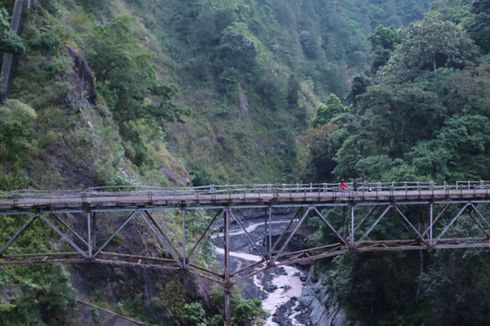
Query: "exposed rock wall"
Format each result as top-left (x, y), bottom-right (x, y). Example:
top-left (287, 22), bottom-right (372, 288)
top-left (65, 46), bottom-right (97, 110)
top-left (72, 300), bottom-right (148, 326)
top-left (299, 267), bottom-right (359, 326)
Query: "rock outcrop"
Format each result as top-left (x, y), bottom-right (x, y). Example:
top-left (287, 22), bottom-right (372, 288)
top-left (299, 267), bottom-right (359, 326)
top-left (71, 300), bottom-right (148, 326)
top-left (65, 46), bottom-right (97, 111)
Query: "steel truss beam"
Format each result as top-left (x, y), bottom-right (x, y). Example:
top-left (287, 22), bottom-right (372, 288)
top-left (1, 198), bottom-right (490, 326)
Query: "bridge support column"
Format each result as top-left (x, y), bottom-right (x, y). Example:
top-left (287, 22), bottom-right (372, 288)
top-left (429, 204), bottom-right (433, 245)
top-left (224, 208), bottom-right (232, 326)
top-left (87, 212), bottom-right (92, 259)
top-left (182, 209), bottom-right (187, 267)
top-left (350, 205), bottom-right (355, 245)
top-left (224, 284), bottom-right (231, 326)
top-left (265, 206), bottom-right (272, 262)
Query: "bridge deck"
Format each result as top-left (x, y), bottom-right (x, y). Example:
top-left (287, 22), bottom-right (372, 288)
top-left (0, 187), bottom-right (489, 213)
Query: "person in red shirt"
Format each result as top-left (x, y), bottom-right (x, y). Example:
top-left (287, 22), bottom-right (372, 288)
top-left (340, 180), bottom-right (348, 190)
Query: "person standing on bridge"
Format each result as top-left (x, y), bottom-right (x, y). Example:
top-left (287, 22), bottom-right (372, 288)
top-left (363, 179), bottom-right (372, 192)
top-left (340, 180), bottom-right (348, 191)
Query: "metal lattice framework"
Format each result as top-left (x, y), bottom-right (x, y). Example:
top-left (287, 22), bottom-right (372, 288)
top-left (1, 181), bottom-right (490, 325)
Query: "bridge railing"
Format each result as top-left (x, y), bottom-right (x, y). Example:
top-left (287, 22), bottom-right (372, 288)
top-left (1, 181), bottom-right (490, 201)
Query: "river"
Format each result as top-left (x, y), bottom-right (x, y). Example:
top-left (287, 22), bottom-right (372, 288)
top-left (214, 219), bottom-right (309, 325)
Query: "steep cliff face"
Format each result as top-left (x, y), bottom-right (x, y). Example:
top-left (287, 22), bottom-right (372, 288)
top-left (71, 301), bottom-right (148, 326)
top-left (300, 267), bottom-right (358, 326)
top-left (65, 46), bottom-right (96, 110)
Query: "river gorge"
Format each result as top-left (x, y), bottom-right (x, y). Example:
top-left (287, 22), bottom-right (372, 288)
top-left (213, 216), bottom-right (312, 325)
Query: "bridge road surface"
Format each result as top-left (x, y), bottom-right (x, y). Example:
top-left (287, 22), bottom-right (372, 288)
top-left (0, 188), bottom-right (489, 213)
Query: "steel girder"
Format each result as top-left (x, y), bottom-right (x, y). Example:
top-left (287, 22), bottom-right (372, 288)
top-left (1, 200), bottom-right (489, 326)
top-left (0, 199), bottom-right (489, 277)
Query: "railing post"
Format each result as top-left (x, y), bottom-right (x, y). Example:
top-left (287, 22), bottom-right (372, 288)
top-left (81, 192), bottom-right (87, 206)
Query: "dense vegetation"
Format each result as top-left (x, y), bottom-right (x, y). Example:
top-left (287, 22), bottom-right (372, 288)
top-left (1, 0), bottom-right (490, 325)
top-left (302, 1), bottom-right (490, 324)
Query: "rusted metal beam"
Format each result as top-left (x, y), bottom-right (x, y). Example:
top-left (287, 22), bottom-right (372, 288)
top-left (0, 258), bottom-right (87, 266)
top-left (422, 203), bottom-right (450, 238)
top-left (274, 242), bottom-right (344, 259)
top-left (87, 212), bottom-right (93, 259)
top-left (223, 208), bottom-right (231, 326)
top-left (359, 205), bottom-right (391, 241)
top-left (94, 211), bottom-right (138, 257)
top-left (98, 251), bottom-right (178, 263)
top-left (270, 207), bottom-right (304, 254)
top-left (231, 259), bottom-right (265, 278)
top-left (274, 207), bottom-right (311, 260)
top-left (313, 207), bottom-right (348, 245)
top-left (434, 203), bottom-right (470, 243)
top-left (39, 215), bottom-right (87, 257)
top-left (0, 215), bottom-right (39, 256)
top-left (186, 209), bottom-right (223, 263)
top-left (141, 211), bottom-right (183, 268)
top-left (229, 208), bottom-right (266, 258)
top-left (470, 203), bottom-right (490, 229)
top-left (393, 205), bottom-right (426, 244)
top-left (52, 213), bottom-right (88, 247)
top-left (354, 206), bottom-right (377, 233)
top-left (3, 252), bottom-right (79, 258)
top-left (182, 208), bottom-right (186, 267)
top-left (266, 205), bottom-right (272, 262)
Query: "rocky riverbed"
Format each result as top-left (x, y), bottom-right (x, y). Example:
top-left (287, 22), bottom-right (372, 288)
top-left (213, 217), bottom-right (313, 325)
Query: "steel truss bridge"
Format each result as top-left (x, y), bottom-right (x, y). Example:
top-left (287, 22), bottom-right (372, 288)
top-left (1, 181), bottom-right (490, 325)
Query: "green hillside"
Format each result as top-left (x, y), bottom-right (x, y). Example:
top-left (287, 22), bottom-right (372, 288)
top-left (2, 0), bottom-right (490, 325)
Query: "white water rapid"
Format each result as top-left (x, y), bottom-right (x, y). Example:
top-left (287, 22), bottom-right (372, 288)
top-left (214, 220), bottom-right (306, 326)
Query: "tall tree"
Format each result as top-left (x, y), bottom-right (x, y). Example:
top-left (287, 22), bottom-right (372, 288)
top-left (357, 83), bottom-right (446, 157)
top-left (468, 0), bottom-right (490, 53)
top-left (313, 94), bottom-right (347, 126)
top-left (369, 25), bottom-right (398, 73)
top-left (378, 12), bottom-right (477, 83)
